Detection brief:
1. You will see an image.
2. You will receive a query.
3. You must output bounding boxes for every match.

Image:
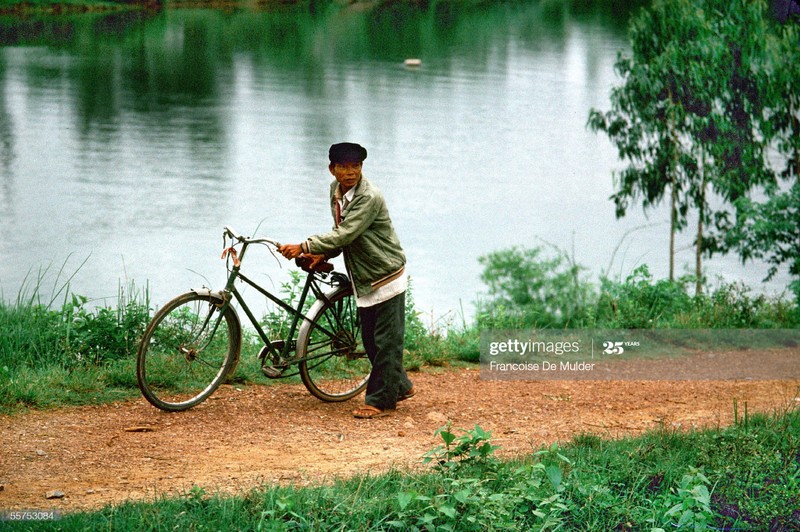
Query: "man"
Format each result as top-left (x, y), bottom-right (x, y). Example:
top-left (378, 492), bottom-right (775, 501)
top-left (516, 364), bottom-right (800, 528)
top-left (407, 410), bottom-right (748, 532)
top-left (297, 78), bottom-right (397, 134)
top-left (278, 142), bottom-right (415, 419)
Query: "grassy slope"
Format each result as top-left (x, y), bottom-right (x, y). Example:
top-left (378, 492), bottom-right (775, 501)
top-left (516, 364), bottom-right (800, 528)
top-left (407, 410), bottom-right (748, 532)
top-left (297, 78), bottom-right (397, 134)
top-left (25, 409), bottom-right (800, 531)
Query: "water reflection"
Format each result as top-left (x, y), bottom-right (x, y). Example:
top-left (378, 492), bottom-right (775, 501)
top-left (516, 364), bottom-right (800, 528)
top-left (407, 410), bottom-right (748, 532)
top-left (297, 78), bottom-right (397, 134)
top-left (2, 1), bottom-right (785, 317)
top-left (0, 52), bottom-right (14, 218)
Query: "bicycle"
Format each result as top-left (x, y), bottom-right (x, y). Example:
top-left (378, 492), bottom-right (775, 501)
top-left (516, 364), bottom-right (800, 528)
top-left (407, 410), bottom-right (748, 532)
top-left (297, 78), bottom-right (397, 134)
top-left (136, 226), bottom-right (370, 412)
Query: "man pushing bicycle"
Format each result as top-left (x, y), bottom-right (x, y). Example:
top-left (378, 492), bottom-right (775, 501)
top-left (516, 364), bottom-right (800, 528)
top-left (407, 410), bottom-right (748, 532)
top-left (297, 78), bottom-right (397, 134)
top-left (278, 143), bottom-right (416, 419)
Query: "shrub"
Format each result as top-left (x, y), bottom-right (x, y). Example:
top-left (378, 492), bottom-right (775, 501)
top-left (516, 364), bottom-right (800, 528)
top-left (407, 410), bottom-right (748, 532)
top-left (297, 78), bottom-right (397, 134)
top-left (476, 246), bottom-right (594, 329)
top-left (594, 265), bottom-right (694, 328)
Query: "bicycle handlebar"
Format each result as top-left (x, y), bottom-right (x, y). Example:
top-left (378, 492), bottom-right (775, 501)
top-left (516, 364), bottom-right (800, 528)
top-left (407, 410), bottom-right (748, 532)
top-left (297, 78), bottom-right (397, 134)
top-left (223, 226), bottom-right (337, 276)
top-left (224, 226), bottom-right (281, 248)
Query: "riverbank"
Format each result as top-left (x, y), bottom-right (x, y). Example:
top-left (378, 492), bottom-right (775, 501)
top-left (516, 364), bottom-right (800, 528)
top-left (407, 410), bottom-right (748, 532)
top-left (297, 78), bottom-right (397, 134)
top-left (1, 260), bottom-right (798, 526)
top-left (0, 0), bottom-right (158, 16)
top-left (0, 0), bottom-right (382, 17)
top-left (1, 254), bottom-right (798, 414)
top-left (0, 0), bottom-right (318, 16)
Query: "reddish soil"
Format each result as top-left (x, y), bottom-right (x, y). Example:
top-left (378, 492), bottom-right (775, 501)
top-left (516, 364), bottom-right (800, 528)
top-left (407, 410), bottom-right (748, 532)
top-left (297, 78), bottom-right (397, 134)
top-left (0, 363), bottom-right (798, 513)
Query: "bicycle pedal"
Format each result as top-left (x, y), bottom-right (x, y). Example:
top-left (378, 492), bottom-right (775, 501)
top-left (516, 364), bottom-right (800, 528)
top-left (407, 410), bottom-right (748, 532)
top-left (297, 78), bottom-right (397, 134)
top-left (258, 341), bottom-right (293, 379)
top-left (261, 365), bottom-right (285, 379)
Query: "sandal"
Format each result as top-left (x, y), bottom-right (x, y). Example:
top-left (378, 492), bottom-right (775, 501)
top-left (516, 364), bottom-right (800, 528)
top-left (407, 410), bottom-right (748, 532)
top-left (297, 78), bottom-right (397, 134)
top-left (352, 405), bottom-right (392, 419)
top-left (398, 387), bottom-right (416, 402)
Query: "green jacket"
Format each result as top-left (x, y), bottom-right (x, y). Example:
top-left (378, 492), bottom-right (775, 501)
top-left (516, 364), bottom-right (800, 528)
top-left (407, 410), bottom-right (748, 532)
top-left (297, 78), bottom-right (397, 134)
top-left (304, 177), bottom-right (406, 297)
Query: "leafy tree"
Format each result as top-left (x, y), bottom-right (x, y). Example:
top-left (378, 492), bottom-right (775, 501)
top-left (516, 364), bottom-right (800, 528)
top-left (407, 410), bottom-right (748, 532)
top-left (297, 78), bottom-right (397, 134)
top-left (685, 0), bottom-right (779, 294)
top-left (723, 184), bottom-right (800, 298)
top-left (710, 10), bottom-right (800, 300)
top-left (588, 0), bottom-right (718, 284)
top-left (590, 0), bottom-right (788, 296)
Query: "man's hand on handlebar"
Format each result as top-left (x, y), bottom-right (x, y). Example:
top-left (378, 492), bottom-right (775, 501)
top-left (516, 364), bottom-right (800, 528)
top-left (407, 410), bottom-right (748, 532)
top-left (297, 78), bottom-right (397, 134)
top-left (278, 243), bottom-right (304, 259)
top-left (278, 245), bottom-right (326, 270)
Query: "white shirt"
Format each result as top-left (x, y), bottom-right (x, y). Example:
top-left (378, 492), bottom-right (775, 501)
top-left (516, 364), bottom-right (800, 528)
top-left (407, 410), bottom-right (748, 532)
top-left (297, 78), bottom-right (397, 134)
top-left (354, 271), bottom-right (407, 308)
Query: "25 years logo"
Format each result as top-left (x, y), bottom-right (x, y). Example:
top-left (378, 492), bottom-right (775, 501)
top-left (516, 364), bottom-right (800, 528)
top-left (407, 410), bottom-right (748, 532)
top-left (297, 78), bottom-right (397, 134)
top-left (602, 340), bottom-right (640, 355)
top-left (602, 341), bottom-right (624, 355)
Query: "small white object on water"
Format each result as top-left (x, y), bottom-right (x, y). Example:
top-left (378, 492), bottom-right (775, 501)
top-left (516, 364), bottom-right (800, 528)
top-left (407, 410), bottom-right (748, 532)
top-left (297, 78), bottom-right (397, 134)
top-left (403, 58), bottom-right (422, 67)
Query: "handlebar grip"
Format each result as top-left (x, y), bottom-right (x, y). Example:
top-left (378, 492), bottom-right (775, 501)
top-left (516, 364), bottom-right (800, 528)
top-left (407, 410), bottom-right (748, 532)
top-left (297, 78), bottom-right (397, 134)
top-left (223, 226), bottom-right (281, 248)
top-left (224, 226), bottom-right (244, 241)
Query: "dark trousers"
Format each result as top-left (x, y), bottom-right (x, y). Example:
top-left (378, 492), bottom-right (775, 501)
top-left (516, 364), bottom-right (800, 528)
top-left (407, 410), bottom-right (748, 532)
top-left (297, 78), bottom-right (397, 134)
top-left (359, 291), bottom-right (413, 410)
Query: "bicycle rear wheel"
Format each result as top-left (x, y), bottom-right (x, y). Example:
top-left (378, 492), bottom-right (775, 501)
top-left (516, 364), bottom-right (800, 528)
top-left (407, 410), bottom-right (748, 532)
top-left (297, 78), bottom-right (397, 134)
top-left (137, 291), bottom-right (241, 411)
top-left (296, 285), bottom-right (370, 402)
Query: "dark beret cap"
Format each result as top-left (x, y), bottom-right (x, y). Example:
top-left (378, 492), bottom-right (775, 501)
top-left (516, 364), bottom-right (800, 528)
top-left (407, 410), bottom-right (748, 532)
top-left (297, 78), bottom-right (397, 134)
top-left (329, 142), bottom-right (368, 164)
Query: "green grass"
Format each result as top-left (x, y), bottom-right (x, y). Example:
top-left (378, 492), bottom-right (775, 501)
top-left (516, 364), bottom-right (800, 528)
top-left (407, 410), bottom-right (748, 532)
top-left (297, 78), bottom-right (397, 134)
top-left (1, 257), bottom-right (798, 413)
top-left (20, 408), bottom-right (800, 531)
top-left (0, 286), bottom-right (149, 413)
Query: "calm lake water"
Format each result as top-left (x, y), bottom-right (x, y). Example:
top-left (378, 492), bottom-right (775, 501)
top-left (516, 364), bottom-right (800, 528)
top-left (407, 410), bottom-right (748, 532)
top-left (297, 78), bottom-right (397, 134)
top-left (0, 2), bottom-right (791, 322)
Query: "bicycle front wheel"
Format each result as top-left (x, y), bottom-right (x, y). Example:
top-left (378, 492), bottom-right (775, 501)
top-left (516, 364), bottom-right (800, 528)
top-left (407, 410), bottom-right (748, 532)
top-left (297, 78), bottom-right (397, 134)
top-left (296, 285), bottom-right (370, 402)
top-left (137, 291), bottom-right (241, 412)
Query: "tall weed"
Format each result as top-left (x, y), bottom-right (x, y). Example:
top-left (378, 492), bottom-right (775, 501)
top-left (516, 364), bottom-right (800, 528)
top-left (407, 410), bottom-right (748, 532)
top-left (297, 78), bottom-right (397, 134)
top-left (597, 266), bottom-right (799, 328)
top-left (476, 247), bottom-right (799, 330)
top-left (0, 278), bottom-right (151, 411)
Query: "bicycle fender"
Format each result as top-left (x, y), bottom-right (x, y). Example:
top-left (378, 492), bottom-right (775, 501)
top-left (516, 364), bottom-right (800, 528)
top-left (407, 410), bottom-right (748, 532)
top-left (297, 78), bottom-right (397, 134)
top-left (189, 288), bottom-right (229, 305)
top-left (188, 288), bottom-right (242, 366)
top-left (296, 285), bottom-right (349, 359)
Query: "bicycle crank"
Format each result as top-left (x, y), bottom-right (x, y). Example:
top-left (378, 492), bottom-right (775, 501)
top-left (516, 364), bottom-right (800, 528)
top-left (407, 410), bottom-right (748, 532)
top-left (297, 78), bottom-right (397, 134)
top-left (258, 341), bottom-right (292, 379)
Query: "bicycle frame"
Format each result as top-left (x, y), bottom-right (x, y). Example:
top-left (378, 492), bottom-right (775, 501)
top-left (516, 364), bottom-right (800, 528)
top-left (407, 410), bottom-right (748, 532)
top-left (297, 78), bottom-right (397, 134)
top-left (136, 226), bottom-right (369, 411)
top-left (218, 230), bottom-right (348, 370)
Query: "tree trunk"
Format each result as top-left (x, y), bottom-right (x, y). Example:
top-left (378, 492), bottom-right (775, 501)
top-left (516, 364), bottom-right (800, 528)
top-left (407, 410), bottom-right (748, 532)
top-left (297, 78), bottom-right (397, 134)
top-left (696, 168), bottom-right (707, 296)
top-left (696, 210), bottom-right (703, 295)
top-left (670, 176), bottom-right (677, 282)
top-left (668, 96), bottom-right (678, 283)
top-left (792, 95), bottom-right (799, 179)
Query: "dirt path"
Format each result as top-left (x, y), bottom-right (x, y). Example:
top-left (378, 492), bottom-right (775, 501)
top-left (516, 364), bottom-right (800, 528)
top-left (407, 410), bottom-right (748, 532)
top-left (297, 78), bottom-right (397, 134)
top-left (1, 366), bottom-right (798, 513)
